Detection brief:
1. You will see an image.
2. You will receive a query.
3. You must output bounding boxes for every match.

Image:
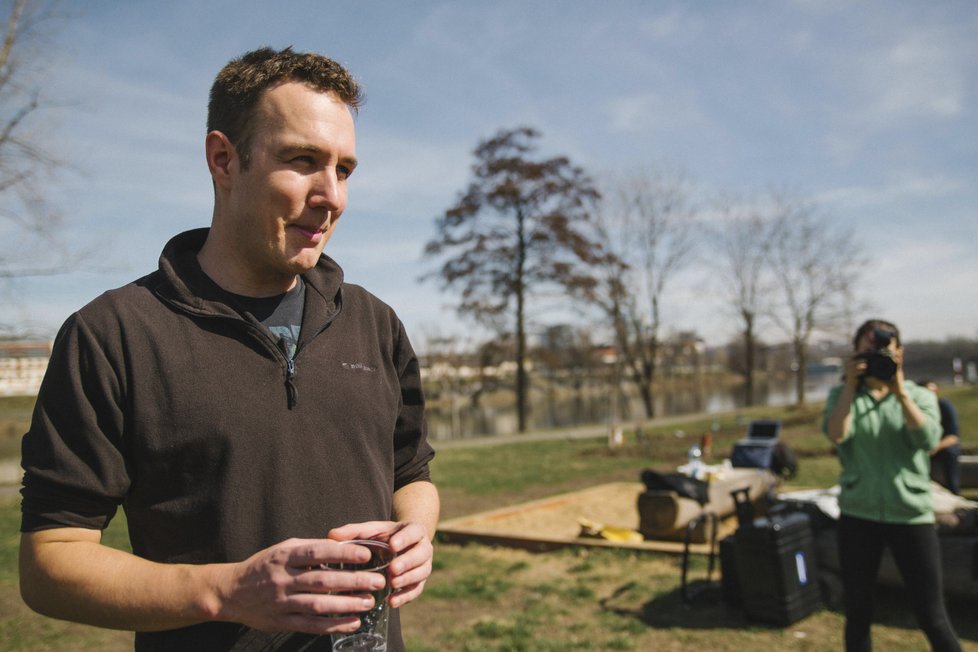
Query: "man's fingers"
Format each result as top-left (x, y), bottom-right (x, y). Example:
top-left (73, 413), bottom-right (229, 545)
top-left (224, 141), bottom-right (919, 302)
top-left (389, 581), bottom-right (425, 608)
top-left (284, 539), bottom-right (371, 570)
top-left (327, 521), bottom-right (398, 542)
top-left (390, 557), bottom-right (432, 591)
top-left (292, 567), bottom-right (386, 595)
top-left (290, 590), bottom-right (376, 615)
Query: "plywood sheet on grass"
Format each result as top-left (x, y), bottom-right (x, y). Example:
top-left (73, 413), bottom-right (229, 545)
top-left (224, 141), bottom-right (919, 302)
top-left (437, 481), bottom-right (725, 555)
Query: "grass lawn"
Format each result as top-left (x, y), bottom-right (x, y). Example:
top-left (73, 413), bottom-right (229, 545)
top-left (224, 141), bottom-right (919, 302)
top-left (3, 385), bottom-right (978, 650)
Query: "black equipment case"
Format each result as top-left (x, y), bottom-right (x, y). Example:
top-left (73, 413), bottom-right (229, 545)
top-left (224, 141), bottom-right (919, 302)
top-left (733, 510), bottom-right (821, 625)
top-left (719, 533), bottom-right (741, 606)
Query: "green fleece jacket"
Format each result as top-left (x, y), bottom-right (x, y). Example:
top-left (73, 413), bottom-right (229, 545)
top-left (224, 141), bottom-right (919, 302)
top-left (822, 380), bottom-right (942, 524)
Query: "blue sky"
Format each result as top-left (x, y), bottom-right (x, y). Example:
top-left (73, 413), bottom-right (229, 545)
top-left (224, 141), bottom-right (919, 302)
top-left (8, 0), bottom-right (977, 349)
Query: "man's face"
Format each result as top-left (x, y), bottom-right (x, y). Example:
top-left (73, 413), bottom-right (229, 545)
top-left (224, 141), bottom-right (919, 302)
top-left (224, 82), bottom-right (357, 290)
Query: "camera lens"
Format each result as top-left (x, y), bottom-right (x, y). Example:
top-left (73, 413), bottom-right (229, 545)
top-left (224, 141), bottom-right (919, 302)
top-left (872, 327), bottom-right (895, 349)
top-left (864, 351), bottom-right (897, 381)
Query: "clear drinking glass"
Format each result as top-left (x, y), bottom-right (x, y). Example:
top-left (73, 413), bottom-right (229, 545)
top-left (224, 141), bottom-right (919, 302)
top-left (329, 539), bottom-right (394, 652)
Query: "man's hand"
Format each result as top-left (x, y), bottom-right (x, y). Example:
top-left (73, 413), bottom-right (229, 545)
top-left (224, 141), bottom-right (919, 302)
top-left (20, 530), bottom-right (389, 636)
top-left (213, 538), bottom-right (387, 635)
top-left (328, 520), bottom-right (434, 608)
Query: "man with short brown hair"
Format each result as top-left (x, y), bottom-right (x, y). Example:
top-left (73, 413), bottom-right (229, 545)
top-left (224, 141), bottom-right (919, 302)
top-left (19, 47), bottom-right (438, 652)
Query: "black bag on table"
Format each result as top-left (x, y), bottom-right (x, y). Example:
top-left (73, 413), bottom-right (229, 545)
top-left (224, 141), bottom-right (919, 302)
top-left (640, 469), bottom-right (709, 505)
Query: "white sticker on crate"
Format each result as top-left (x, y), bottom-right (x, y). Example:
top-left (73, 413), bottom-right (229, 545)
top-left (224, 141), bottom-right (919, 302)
top-left (795, 551), bottom-right (808, 585)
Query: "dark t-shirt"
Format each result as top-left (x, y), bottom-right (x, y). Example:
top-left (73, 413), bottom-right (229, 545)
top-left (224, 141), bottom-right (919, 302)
top-left (228, 277), bottom-right (305, 359)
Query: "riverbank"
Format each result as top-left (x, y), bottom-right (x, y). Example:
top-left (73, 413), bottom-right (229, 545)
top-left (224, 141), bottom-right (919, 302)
top-left (432, 409), bottom-right (719, 449)
top-left (423, 371), bottom-right (822, 440)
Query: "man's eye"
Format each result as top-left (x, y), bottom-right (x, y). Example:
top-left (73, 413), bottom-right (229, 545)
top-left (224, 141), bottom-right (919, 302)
top-left (292, 156), bottom-right (315, 166)
top-left (338, 165), bottom-right (354, 180)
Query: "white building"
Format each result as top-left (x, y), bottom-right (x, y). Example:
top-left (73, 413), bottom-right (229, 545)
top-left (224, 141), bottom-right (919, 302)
top-left (0, 340), bottom-right (51, 397)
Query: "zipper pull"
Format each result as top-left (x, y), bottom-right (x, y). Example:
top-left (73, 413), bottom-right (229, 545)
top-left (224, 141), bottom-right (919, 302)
top-left (278, 338), bottom-right (299, 409)
top-left (285, 356), bottom-right (298, 409)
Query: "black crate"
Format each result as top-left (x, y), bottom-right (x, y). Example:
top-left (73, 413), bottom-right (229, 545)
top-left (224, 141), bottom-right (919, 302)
top-left (719, 534), bottom-right (741, 606)
top-left (734, 512), bottom-right (821, 625)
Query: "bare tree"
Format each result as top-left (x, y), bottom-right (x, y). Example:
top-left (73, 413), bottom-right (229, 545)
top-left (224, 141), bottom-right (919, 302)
top-left (0, 0), bottom-right (71, 282)
top-left (423, 127), bottom-right (605, 432)
top-left (587, 204), bottom-right (632, 425)
top-left (710, 195), bottom-right (777, 406)
top-left (591, 168), bottom-right (699, 418)
top-left (767, 193), bottom-right (866, 404)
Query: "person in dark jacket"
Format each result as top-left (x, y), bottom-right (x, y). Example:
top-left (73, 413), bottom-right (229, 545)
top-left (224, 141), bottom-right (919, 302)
top-left (19, 47), bottom-right (439, 652)
top-left (921, 379), bottom-right (962, 495)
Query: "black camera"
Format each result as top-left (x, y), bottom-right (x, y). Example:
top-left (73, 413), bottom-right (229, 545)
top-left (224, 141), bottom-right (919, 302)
top-left (856, 327), bottom-right (897, 381)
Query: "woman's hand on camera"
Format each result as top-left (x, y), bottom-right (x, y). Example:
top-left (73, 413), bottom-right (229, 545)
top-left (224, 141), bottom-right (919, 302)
top-left (843, 355), bottom-right (867, 388)
top-left (886, 347), bottom-right (907, 396)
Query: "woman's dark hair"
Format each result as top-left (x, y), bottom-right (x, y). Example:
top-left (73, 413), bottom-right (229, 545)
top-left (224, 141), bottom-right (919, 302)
top-left (852, 318), bottom-right (901, 349)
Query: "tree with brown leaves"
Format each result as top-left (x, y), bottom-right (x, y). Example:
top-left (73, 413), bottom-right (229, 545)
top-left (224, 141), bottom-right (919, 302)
top-left (424, 127), bottom-right (606, 432)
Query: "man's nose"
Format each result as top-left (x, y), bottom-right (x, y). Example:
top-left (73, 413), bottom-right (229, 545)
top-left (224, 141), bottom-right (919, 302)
top-left (309, 169), bottom-right (343, 211)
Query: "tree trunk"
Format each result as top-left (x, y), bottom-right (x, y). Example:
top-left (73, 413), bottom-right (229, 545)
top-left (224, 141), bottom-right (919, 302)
top-left (638, 373), bottom-right (654, 419)
top-left (743, 312), bottom-right (756, 406)
top-left (645, 339), bottom-right (658, 419)
top-left (794, 337), bottom-right (808, 405)
top-left (515, 208), bottom-right (528, 432)
top-left (516, 302), bottom-right (527, 432)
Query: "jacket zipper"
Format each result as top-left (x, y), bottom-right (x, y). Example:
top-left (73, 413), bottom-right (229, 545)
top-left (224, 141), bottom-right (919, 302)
top-left (157, 280), bottom-right (339, 411)
top-left (278, 337), bottom-right (299, 410)
top-left (286, 356), bottom-right (298, 409)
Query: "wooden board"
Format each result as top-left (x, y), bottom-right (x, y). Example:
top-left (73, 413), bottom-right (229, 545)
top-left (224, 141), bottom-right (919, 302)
top-left (437, 482), bottom-right (715, 555)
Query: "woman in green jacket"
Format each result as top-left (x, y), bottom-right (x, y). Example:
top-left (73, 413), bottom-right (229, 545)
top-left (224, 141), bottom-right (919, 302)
top-left (823, 319), bottom-right (961, 652)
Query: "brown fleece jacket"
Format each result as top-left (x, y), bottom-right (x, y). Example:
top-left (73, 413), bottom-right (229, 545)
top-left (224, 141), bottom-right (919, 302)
top-left (21, 228), bottom-right (433, 651)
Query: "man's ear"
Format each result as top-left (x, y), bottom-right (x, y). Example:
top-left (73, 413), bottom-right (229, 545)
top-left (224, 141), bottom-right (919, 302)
top-left (205, 131), bottom-right (236, 190)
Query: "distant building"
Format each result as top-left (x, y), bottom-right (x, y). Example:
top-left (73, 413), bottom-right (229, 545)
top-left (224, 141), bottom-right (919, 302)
top-left (0, 340), bottom-right (51, 397)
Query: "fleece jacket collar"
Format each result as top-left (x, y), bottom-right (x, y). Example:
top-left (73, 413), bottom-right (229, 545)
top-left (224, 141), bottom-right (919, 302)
top-left (149, 228), bottom-right (345, 346)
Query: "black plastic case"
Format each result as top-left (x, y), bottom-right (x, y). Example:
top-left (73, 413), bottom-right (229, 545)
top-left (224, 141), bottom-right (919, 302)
top-left (733, 512), bottom-right (822, 625)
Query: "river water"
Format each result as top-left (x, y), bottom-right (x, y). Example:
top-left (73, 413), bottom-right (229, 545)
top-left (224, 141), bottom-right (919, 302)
top-left (425, 371), bottom-right (842, 441)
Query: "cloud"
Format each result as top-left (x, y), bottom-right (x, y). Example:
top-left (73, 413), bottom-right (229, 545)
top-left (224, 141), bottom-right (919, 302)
top-left (859, 233), bottom-right (977, 339)
top-left (636, 7), bottom-right (689, 40)
top-left (869, 35), bottom-right (965, 120)
top-left (816, 174), bottom-right (964, 210)
top-left (605, 89), bottom-right (709, 136)
top-left (607, 93), bottom-right (663, 133)
top-left (820, 17), bottom-right (973, 165)
top-left (352, 130), bottom-right (472, 216)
